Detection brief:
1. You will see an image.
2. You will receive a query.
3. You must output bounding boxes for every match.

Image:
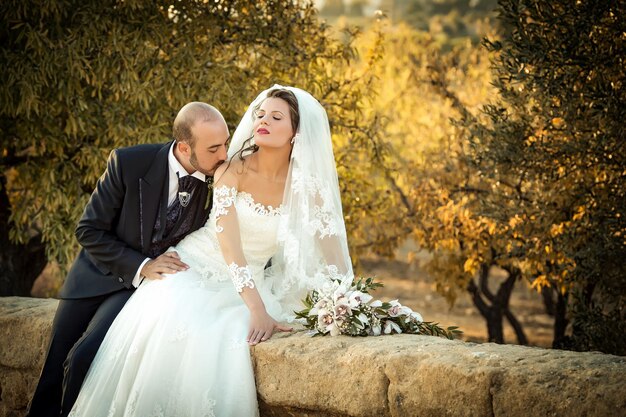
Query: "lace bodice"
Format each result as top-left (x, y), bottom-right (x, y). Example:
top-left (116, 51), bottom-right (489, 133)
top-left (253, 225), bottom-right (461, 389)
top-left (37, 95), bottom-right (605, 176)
top-left (173, 190), bottom-right (283, 286)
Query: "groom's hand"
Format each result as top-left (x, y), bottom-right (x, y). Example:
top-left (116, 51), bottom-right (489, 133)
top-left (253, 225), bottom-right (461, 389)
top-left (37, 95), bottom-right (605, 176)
top-left (140, 251), bottom-right (189, 280)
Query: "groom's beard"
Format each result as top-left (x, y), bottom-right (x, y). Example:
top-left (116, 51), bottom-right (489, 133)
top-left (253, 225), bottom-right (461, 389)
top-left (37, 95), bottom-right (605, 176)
top-left (189, 150), bottom-right (224, 176)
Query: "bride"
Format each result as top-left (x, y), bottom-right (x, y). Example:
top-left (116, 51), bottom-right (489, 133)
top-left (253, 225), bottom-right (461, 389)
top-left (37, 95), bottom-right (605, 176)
top-left (68, 85), bottom-right (354, 416)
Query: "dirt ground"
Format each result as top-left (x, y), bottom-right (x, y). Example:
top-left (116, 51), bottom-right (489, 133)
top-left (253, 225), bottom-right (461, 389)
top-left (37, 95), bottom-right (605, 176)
top-left (359, 256), bottom-right (555, 348)
top-left (33, 256), bottom-right (555, 348)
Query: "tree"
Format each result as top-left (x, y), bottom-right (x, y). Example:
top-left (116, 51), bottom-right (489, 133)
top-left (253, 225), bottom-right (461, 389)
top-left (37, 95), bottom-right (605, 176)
top-left (0, 0), bottom-right (392, 296)
top-left (358, 2), bottom-right (625, 354)
top-left (457, 0), bottom-right (626, 354)
top-left (349, 23), bottom-right (529, 344)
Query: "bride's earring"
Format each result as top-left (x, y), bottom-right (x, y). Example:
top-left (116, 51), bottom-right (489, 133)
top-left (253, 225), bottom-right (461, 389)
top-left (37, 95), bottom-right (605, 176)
top-left (291, 133), bottom-right (300, 144)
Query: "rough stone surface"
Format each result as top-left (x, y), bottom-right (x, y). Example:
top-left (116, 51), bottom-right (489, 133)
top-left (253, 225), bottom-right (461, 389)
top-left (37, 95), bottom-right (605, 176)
top-left (2, 296), bottom-right (625, 417)
top-left (0, 297), bottom-right (58, 417)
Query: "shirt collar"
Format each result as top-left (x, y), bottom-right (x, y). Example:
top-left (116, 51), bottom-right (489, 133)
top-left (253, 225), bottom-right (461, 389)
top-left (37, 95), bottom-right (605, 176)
top-left (168, 142), bottom-right (207, 182)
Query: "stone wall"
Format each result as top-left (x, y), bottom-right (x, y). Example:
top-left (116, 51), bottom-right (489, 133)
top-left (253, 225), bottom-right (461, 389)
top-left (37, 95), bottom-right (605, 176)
top-left (1, 297), bottom-right (625, 417)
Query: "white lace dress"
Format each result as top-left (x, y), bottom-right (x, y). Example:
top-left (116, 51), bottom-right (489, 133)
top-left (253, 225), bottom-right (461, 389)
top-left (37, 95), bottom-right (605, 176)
top-left (69, 190), bottom-right (286, 417)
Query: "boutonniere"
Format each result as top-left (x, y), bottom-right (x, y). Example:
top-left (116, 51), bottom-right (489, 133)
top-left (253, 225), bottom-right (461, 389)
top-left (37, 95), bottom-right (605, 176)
top-left (205, 177), bottom-right (214, 210)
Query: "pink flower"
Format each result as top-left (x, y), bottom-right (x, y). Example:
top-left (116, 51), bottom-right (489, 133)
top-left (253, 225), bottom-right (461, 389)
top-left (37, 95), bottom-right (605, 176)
top-left (388, 305), bottom-right (401, 316)
top-left (318, 309), bottom-right (334, 326)
top-left (334, 303), bottom-right (351, 318)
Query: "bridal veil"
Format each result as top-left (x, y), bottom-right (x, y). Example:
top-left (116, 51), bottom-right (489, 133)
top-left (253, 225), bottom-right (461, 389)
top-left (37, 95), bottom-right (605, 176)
top-left (226, 85), bottom-right (354, 318)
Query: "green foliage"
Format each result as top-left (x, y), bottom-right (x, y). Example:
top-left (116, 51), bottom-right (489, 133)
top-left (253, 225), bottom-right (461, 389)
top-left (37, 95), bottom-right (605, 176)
top-left (351, 4), bottom-right (625, 353)
top-left (351, 22), bottom-right (499, 305)
top-left (0, 0), bottom-right (393, 290)
top-left (456, 0), bottom-right (626, 354)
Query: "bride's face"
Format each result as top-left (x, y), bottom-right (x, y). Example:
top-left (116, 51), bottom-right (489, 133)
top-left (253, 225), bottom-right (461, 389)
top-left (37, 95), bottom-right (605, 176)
top-left (252, 97), bottom-right (294, 149)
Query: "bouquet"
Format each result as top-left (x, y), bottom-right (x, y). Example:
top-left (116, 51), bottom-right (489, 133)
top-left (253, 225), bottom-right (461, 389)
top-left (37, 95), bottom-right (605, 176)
top-left (295, 277), bottom-right (462, 339)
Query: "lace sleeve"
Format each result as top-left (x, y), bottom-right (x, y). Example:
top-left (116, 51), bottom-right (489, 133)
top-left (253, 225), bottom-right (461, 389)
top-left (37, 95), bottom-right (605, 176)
top-left (213, 185), bottom-right (237, 233)
top-left (212, 182), bottom-right (255, 293)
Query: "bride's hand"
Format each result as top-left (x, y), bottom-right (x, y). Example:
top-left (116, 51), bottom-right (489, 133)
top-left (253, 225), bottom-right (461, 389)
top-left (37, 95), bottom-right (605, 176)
top-left (247, 309), bottom-right (292, 345)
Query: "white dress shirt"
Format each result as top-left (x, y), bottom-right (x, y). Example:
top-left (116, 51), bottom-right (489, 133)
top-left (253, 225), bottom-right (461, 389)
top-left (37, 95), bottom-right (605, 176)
top-left (132, 142), bottom-right (207, 287)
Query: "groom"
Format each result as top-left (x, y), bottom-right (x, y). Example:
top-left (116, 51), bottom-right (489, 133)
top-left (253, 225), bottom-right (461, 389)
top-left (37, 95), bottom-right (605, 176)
top-left (27, 103), bottom-right (230, 417)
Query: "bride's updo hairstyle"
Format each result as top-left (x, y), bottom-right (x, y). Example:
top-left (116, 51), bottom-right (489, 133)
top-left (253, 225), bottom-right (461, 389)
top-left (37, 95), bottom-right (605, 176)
top-left (229, 88), bottom-right (300, 164)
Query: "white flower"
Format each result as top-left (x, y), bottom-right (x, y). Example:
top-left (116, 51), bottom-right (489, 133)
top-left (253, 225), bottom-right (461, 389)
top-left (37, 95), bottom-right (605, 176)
top-left (410, 311), bottom-right (423, 323)
top-left (370, 299), bottom-right (383, 308)
top-left (332, 283), bottom-right (349, 302)
top-left (383, 320), bottom-right (402, 334)
top-left (370, 323), bottom-right (382, 336)
top-left (328, 322), bottom-right (341, 336)
top-left (388, 300), bottom-right (413, 317)
top-left (357, 313), bottom-right (370, 328)
top-left (334, 294), bottom-right (349, 306)
top-left (348, 291), bottom-right (373, 308)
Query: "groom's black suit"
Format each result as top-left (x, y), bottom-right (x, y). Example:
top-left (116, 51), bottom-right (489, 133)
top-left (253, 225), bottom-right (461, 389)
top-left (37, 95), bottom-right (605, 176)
top-left (28, 141), bottom-right (212, 417)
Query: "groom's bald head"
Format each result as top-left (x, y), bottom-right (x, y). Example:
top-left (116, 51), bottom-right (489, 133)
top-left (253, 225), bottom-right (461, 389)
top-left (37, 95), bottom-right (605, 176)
top-left (173, 102), bottom-right (226, 147)
top-left (172, 102), bottom-right (229, 176)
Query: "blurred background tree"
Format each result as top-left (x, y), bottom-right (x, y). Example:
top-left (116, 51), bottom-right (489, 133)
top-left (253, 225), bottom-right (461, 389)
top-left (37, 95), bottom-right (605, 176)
top-left (0, 0), bottom-right (392, 296)
top-left (349, 22), bottom-right (532, 345)
top-left (458, 0), bottom-right (626, 354)
top-left (332, 0), bottom-right (625, 355)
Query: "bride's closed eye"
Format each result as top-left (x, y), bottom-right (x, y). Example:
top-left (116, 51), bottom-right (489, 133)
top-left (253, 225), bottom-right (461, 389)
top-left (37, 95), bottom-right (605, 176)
top-left (254, 111), bottom-right (282, 121)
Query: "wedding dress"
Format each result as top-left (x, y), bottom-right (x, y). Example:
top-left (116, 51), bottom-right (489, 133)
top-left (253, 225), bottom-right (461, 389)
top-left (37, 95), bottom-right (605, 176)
top-left (70, 85), bottom-right (354, 417)
top-left (69, 188), bottom-right (284, 417)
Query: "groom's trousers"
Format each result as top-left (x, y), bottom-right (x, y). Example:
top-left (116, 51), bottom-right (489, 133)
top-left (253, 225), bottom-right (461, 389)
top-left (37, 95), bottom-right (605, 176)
top-left (27, 289), bottom-right (133, 417)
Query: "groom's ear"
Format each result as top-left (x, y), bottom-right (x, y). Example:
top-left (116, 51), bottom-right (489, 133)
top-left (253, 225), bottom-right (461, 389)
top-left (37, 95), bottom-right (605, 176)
top-left (176, 140), bottom-right (192, 157)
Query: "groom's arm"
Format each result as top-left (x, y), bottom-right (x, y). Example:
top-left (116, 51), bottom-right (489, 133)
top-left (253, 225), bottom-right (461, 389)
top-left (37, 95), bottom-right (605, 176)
top-left (74, 149), bottom-right (146, 287)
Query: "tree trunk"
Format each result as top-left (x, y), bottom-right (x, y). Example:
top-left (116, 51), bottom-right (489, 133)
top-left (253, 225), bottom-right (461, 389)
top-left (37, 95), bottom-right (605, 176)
top-left (541, 286), bottom-right (556, 316)
top-left (0, 173), bottom-right (47, 296)
top-left (552, 289), bottom-right (570, 349)
top-left (467, 263), bottom-right (524, 344)
top-left (504, 307), bottom-right (528, 345)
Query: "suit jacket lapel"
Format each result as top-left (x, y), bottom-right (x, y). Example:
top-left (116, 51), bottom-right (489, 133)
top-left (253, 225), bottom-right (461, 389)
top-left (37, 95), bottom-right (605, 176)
top-left (139, 141), bottom-right (172, 254)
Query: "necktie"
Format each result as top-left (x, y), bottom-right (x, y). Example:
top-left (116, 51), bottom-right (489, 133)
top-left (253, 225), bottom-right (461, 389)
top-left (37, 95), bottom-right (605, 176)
top-left (177, 174), bottom-right (206, 208)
